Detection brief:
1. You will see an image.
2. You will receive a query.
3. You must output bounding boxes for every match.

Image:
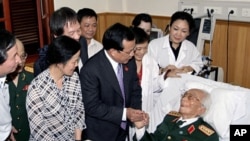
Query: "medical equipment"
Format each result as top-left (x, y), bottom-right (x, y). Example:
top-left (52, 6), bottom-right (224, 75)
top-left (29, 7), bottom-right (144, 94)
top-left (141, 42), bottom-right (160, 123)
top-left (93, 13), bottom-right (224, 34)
top-left (150, 27), bottom-right (163, 41)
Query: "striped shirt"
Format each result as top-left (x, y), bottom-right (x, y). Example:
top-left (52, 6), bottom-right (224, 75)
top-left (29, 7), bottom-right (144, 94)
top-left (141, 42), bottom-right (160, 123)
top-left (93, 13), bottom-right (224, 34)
top-left (26, 69), bottom-right (86, 141)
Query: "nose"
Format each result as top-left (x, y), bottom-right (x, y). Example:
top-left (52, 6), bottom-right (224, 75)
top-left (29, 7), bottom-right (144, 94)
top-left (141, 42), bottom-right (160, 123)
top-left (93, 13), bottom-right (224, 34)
top-left (89, 26), bottom-right (95, 31)
top-left (74, 33), bottom-right (81, 41)
top-left (129, 51), bottom-right (135, 57)
top-left (16, 54), bottom-right (22, 64)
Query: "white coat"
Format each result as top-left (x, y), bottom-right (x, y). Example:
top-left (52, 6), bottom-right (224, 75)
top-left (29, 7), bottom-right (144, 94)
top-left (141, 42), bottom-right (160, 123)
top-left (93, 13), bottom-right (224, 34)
top-left (141, 53), bottom-right (164, 113)
top-left (148, 34), bottom-right (203, 74)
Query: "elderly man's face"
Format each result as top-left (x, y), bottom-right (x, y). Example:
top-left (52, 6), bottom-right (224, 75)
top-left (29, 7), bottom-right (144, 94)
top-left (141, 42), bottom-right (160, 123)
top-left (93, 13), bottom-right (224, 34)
top-left (179, 89), bottom-right (206, 119)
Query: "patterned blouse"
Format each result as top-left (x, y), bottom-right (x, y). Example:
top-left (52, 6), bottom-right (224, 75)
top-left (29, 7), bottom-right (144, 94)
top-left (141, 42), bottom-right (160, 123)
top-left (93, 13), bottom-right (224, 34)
top-left (26, 69), bottom-right (86, 141)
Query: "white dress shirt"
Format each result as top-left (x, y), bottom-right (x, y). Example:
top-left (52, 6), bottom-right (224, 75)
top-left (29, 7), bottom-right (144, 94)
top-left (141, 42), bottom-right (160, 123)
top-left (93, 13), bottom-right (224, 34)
top-left (78, 39), bottom-right (103, 72)
top-left (88, 38), bottom-right (103, 58)
top-left (135, 117), bottom-right (199, 140)
top-left (0, 76), bottom-right (12, 140)
top-left (104, 50), bottom-right (127, 121)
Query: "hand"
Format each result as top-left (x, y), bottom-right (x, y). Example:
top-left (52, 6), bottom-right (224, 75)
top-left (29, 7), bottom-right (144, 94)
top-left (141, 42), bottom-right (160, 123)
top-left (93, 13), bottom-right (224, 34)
top-left (163, 69), bottom-right (182, 80)
top-left (166, 65), bottom-right (178, 70)
top-left (127, 108), bottom-right (144, 122)
top-left (7, 126), bottom-right (17, 141)
top-left (134, 112), bottom-right (149, 129)
top-left (159, 65), bottom-right (177, 75)
top-left (179, 66), bottom-right (193, 73)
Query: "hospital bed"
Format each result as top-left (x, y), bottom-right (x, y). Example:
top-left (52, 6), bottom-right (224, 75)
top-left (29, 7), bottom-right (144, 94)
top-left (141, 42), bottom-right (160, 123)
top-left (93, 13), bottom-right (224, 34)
top-left (149, 74), bottom-right (250, 141)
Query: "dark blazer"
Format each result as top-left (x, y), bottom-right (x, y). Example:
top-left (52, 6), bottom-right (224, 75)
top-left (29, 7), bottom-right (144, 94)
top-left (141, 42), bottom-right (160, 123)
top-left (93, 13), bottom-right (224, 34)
top-left (133, 111), bottom-right (219, 141)
top-left (79, 36), bottom-right (88, 65)
top-left (33, 36), bottom-right (88, 76)
top-left (80, 49), bottom-right (142, 141)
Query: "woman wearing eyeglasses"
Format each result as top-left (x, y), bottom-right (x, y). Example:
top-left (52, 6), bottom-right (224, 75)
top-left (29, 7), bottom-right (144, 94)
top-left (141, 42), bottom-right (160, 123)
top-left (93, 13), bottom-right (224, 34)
top-left (130, 27), bottom-right (166, 135)
top-left (7, 38), bottom-right (34, 141)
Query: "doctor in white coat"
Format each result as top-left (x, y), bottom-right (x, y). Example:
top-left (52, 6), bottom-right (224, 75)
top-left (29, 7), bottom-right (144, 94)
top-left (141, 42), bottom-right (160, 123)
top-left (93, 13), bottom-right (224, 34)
top-left (129, 27), bottom-right (166, 138)
top-left (148, 11), bottom-right (203, 76)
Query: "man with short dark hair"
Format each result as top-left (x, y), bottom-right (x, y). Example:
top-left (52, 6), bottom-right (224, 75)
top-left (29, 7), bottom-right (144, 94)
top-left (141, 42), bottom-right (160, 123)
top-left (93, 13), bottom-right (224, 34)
top-left (80, 23), bottom-right (145, 141)
top-left (77, 8), bottom-right (103, 60)
top-left (0, 29), bottom-right (21, 140)
top-left (33, 7), bottom-right (88, 77)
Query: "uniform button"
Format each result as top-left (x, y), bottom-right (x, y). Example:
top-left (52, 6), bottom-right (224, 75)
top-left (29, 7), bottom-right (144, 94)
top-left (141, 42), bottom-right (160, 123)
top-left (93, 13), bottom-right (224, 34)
top-left (179, 131), bottom-right (183, 134)
top-left (18, 129), bottom-right (21, 132)
top-left (167, 135), bottom-right (171, 140)
top-left (17, 117), bottom-right (20, 120)
top-left (16, 94), bottom-right (19, 97)
top-left (16, 105), bottom-right (19, 109)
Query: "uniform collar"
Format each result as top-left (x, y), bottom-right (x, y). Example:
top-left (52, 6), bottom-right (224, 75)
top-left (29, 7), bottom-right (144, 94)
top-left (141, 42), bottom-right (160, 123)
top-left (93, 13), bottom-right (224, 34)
top-left (178, 117), bottom-right (199, 128)
top-left (0, 76), bottom-right (7, 88)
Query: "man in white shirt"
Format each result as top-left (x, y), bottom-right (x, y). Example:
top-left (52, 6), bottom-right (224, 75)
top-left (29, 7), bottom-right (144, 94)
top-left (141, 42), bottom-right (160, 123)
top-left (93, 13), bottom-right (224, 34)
top-left (0, 29), bottom-right (21, 140)
top-left (77, 8), bottom-right (103, 61)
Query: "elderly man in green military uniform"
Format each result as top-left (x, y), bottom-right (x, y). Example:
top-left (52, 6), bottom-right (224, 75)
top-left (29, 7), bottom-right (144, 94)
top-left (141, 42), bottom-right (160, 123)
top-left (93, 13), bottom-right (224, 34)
top-left (7, 39), bottom-right (33, 141)
top-left (133, 88), bottom-right (219, 141)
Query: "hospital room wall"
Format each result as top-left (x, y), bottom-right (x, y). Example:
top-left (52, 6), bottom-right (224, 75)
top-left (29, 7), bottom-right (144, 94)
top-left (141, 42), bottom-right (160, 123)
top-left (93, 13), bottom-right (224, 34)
top-left (54, 0), bottom-right (250, 88)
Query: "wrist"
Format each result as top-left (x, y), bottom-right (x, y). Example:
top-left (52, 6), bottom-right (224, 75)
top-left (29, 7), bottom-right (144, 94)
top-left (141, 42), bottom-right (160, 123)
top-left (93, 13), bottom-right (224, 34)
top-left (164, 69), bottom-right (171, 80)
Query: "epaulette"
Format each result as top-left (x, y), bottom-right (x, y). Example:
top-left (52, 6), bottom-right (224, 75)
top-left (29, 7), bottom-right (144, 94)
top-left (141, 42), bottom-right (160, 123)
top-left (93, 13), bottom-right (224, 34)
top-left (198, 125), bottom-right (215, 136)
top-left (24, 66), bottom-right (34, 73)
top-left (167, 111), bottom-right (181, 117)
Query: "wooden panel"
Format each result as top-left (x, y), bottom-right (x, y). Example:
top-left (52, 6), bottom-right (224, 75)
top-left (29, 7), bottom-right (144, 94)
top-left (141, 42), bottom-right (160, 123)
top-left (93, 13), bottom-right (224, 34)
top-left (9, 0), bottom-right (39, 54)
top-left (96, 13), bottom-right (170, 43)
top-left (96, 12), bottom-right (250, 88)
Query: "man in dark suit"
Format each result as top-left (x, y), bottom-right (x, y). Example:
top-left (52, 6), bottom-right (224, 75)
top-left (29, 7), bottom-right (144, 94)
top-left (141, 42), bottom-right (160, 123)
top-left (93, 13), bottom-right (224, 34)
top-left (133, 88), bottom-right (219, 141)
top-left (33, 7), bottom-right (88, 77)
top-left (80, 23), bottom-right (145, 141)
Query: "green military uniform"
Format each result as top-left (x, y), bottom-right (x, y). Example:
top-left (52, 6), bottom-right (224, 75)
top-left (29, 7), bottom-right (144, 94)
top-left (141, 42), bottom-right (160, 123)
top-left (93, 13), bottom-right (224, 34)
top-left (8, 69), bottom-right (33, 141)
top-left (134, 111), bottom-right (219, 141)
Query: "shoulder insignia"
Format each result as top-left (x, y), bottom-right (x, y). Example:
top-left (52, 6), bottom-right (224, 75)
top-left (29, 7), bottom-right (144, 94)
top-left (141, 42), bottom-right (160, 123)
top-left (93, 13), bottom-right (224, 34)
top-left (198, 125), bottom-right (215, 136)
top-left (167, 111), bottom-right (181, 117)
top-left (24, 66), bottom-right (34, 73)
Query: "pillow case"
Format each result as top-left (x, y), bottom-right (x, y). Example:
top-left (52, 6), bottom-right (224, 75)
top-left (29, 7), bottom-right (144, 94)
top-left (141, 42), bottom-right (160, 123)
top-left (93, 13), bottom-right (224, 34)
top-left (184, 80), bottom-right (247, 139)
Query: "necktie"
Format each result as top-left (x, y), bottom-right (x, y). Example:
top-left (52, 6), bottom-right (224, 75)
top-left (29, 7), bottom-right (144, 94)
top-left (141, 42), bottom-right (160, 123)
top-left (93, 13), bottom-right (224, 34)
top-left (176, 120), bottom-right (185, 127)
top-left (117, 64), bottom-right (126, 129)
top-left (117, 64), bottom-right (125, 102)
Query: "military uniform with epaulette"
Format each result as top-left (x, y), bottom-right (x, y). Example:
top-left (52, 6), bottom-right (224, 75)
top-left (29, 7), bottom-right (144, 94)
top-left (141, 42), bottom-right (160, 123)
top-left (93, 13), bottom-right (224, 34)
top-left (134, 111), bottom-right (219, 141)
top-left (8, 68), bottom-right (34, 141)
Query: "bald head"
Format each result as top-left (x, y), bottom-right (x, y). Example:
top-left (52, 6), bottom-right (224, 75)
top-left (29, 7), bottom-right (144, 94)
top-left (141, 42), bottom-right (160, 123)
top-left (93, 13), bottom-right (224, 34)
top-left (179, 88), bottom-right (211, 119)
top-left (15, 39), bottom-right (27, 72)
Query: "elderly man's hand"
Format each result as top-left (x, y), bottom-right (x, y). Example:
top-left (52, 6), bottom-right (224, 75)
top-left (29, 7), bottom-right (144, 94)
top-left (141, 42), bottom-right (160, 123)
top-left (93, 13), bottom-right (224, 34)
top-left (127, 108), bottom-right (145, 122)
top-left (134, 112), bottom-right (149, 129)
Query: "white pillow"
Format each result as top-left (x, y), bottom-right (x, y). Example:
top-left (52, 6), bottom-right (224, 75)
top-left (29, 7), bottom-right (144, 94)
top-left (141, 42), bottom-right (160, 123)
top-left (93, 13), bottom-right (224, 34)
top-left (203, 88), bottom-right (246, 139)
top-left (184, 80), bottom-right (247, 139)
top-left (184, 81), bottom-right (215, 93)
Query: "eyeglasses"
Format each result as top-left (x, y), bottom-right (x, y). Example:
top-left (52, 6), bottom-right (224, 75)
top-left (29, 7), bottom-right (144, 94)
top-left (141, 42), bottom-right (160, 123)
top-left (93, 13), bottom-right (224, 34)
top-left (20, 53), bottom-right (27, 60)
top-left (119, 47), bottom-right (136, 56)
top-left (181, 92), bottom-right (201, 102)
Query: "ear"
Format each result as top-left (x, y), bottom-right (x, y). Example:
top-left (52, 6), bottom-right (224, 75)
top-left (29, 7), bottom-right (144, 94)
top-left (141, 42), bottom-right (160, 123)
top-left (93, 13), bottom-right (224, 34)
top-left (198, 106), bottom-right (206, 116)
top-left (108, 48), bottom-right (117, 56)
